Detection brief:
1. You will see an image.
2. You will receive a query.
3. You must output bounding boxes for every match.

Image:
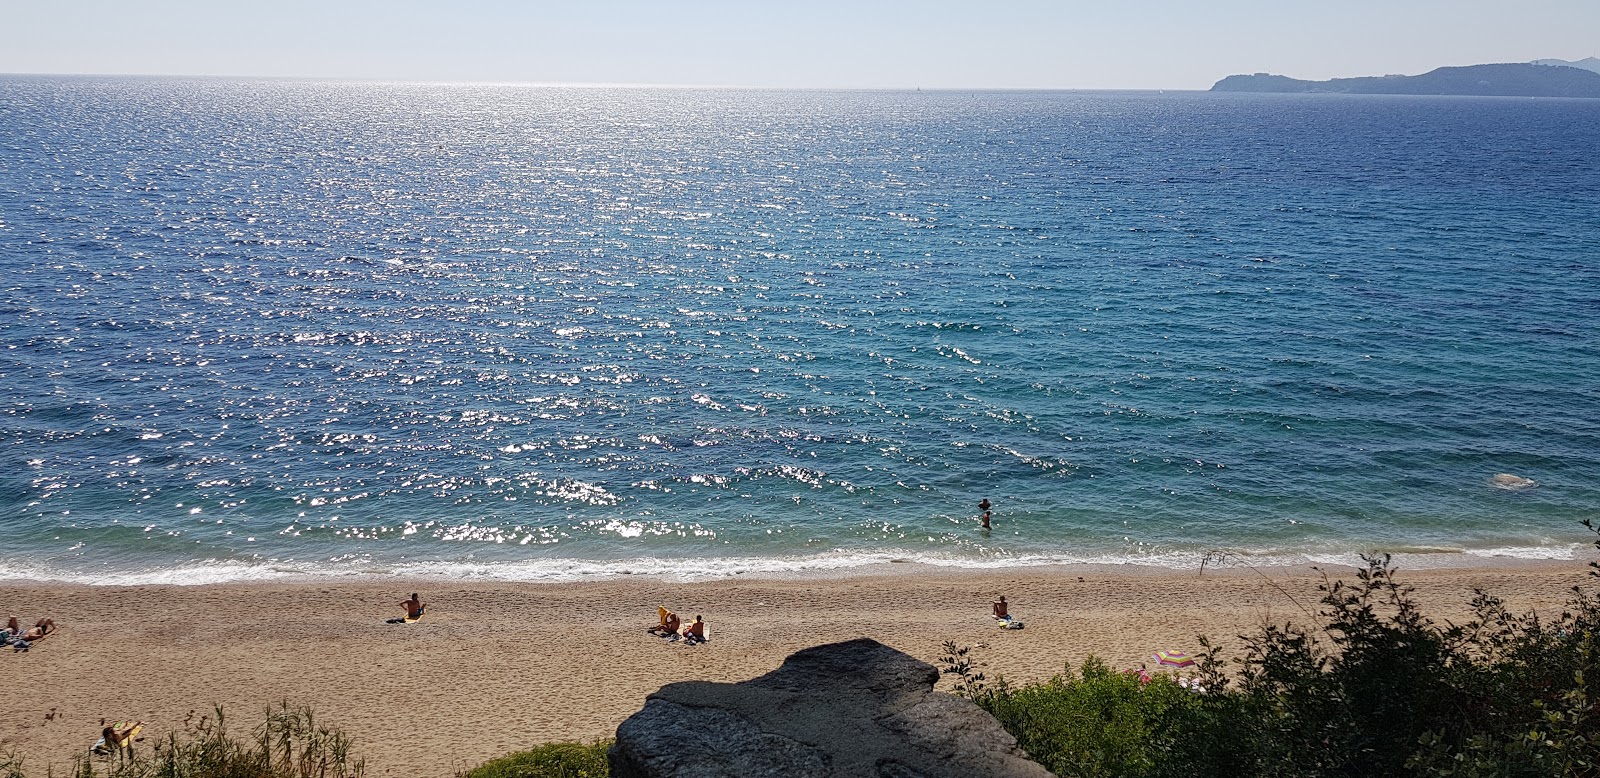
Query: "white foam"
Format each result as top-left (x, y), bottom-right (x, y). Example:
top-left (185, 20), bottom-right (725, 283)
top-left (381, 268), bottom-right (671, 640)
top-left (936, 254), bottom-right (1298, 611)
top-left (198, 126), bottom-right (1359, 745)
top-left (0, 542), bottom-right (1589, 586)
top-left (1461, 544), bottom-right (1577, 561)
top-left (0, 560), bottom-right (310, 587)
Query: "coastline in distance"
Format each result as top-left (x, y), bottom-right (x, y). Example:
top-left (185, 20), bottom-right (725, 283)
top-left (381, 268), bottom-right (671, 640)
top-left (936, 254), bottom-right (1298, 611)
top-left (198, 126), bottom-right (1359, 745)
top-left (1212, 62), bottom-right (1600, 98)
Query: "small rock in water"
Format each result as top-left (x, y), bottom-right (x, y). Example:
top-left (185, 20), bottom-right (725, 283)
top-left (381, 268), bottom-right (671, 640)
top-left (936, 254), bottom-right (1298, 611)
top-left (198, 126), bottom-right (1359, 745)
top-left (1488, 473), bottom-right (1537, 491)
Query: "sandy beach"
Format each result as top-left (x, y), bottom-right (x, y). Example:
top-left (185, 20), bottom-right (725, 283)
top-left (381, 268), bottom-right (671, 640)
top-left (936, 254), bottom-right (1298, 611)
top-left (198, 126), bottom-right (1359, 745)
top-left (2, 559), bottom-right (1593, 776)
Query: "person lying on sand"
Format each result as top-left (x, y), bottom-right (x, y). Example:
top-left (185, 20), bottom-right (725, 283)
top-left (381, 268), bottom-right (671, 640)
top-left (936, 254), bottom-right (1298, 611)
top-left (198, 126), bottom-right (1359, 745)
top-left (648, 608), bottom-right (680, 636)
top-left (12, 618), bottom-right (55, 650)
top-left (679, 615), bottom-right (707, 644)
top-left (385, 594), bottom-right (426, 624)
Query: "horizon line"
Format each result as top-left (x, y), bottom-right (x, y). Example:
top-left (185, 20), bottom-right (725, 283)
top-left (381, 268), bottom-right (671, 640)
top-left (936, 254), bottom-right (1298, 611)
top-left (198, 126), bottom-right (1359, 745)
top-left (0, 70), bottom-right (1201, 92)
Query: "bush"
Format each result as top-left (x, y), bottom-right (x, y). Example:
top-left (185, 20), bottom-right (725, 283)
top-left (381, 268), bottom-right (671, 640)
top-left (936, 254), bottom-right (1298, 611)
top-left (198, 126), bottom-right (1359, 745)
top-left (982, 658), bottom-right (1198, 777)
top-left (457, 740), bottom-right (611, 778)
top-left (5, 704), bottom-right (365, 778)
top-left (946, 519), bottom-right (1600, 777)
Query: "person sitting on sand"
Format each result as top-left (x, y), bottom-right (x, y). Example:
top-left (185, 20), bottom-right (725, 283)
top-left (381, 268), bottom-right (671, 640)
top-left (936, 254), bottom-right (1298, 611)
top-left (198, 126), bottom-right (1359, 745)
top-left (993, 596), bottom-right (1009, 621)
top-left (386, 594), bottom-right (426, 624)
top-left (648, 608), bottom-right (680, 636)
top-left (96, 720), bottom-right (144, 756)
top-left (679, 615), bottom-right (707, 644)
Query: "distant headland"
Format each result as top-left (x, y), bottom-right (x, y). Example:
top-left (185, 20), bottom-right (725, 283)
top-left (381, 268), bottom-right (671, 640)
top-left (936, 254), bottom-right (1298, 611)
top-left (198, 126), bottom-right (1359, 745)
top-left (1211, 61), bottom-right (1600, 98)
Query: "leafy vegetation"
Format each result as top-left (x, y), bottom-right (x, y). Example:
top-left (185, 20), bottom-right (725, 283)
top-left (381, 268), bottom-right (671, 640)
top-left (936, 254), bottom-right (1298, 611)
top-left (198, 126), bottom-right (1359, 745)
top-left (455, 740), bottom-right (612, 778)
top-left (2, 704), bottom-right (364, 778)
top-left (941, 520), bottom-right (1600, 777)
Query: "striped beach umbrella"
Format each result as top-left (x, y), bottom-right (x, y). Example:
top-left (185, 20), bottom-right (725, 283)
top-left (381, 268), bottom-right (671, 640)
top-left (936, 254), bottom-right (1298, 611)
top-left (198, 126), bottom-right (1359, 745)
top-left (1154, 650), bottom-right (1196, 669)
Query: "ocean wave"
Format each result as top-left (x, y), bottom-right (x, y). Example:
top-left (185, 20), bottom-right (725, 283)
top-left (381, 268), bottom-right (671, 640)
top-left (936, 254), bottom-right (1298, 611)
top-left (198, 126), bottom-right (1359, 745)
top-left (0, 542), bottom-right (1589, 587)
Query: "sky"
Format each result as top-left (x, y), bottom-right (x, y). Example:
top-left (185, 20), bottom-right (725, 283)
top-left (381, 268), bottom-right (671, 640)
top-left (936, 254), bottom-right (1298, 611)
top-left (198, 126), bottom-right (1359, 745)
top-left (3, 1), bottom-right (1597, 89)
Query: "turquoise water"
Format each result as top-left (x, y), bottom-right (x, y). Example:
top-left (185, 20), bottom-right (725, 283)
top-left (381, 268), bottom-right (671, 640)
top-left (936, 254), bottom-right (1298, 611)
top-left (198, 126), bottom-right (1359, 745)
top-left (2, 77), bottom-right (1598, 584)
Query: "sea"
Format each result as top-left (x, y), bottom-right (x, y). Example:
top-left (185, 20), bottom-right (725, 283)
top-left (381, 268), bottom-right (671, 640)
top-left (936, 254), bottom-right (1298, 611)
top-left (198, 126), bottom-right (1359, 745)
top-left (2, 76), bottom-right (1598, 586)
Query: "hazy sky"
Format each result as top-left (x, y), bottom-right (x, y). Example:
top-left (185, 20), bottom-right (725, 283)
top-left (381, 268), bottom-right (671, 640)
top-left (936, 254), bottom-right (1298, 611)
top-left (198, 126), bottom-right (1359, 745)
top-left (5, 1), bottom-right (1597, 89)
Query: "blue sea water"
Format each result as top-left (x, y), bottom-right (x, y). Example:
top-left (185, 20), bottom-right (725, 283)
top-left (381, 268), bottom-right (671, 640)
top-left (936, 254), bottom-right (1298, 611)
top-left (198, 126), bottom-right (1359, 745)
top-left (2, 76), bottom-right (1598, 585)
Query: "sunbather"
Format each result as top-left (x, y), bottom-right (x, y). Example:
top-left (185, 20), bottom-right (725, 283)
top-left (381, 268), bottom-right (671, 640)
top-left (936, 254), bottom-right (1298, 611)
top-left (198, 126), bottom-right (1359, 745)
top-left (993, 596), bottom-right (1009, 620)
top-left (12, 618), bottom-right (54, 649)
top-left (648, 607), bottom-right (680, 636)
top-left (680, 615), bottom-right (707, 644)
top-left (92, 720), bottom-right (144, 756)
top-left (24, 618), bottom-right (55, 641)
top-left (386, 594), bottom-right (426, 624)
top-left (402, 593), bottom-right (425, 620)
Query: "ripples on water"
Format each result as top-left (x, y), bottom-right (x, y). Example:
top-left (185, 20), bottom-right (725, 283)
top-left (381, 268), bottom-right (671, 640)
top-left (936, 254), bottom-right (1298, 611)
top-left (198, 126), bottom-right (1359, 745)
top-left (2, 78), bottom-right (1598, 582)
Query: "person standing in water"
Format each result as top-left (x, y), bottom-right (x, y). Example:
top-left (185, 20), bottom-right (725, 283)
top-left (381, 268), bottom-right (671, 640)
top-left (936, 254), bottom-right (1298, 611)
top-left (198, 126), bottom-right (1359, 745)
top-left (978, 497), bottom-right (992, 529)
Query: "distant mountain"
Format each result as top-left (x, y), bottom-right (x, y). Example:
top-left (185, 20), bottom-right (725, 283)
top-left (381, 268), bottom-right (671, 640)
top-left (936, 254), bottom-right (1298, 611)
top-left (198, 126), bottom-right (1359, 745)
top-left (1533, 57), bottom-right (1600, 75)
top-left (1211, 63), bottom-right (1600, 98)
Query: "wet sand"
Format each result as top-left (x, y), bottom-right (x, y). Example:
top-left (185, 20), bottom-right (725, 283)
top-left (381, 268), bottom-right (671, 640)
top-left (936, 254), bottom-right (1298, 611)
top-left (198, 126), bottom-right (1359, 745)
top-left (1, 560), bottom-right (1592, 776)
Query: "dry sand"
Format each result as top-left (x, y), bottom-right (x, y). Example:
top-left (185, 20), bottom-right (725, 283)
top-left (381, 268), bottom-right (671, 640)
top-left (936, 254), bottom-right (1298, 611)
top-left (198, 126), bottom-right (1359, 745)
top-left (2, 560), bottom-right (1593, 776)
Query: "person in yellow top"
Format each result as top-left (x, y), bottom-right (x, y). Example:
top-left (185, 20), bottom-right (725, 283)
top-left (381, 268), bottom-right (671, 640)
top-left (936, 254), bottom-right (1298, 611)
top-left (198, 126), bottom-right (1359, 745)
top-left (649, 608), bottom-right (680, 636)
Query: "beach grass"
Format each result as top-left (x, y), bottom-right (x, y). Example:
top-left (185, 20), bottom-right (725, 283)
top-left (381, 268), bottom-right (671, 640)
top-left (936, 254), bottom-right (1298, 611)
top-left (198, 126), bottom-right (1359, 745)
top-left (10, 704), bottom-right (366, 778)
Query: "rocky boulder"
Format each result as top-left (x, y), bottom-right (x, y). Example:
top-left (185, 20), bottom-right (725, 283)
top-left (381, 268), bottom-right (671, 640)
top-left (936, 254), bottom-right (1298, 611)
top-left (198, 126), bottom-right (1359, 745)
top-left (609, 638), bottom-right (1052, 778)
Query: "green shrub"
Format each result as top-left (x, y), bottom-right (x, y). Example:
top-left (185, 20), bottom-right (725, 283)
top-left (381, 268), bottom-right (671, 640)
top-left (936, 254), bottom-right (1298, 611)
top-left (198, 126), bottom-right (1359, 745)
top-left (457, 740), bottom-right (611, 778)
top-left (947, 519), bottom-right (1600, 777)
top-left (982, 658), bottom-right (1197, 778)
top-left (16, 704), bottom-right (366, 778)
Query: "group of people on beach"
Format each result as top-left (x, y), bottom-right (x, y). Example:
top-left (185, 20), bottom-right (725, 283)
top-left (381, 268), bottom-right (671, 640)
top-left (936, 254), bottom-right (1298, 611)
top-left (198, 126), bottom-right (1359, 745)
top-left (381, 593), bottom-right (711, 644)
top-left (647, 607), bottom-right (708, 644)
top-left (2, 616), bottom-right (55, 651)
top-left (380, 494), bottom-right (996, 642)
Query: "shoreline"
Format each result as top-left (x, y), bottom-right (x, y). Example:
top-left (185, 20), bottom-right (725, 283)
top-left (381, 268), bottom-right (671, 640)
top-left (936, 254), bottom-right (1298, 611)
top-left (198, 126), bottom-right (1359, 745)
top-left (3, 542), bottom-right (1593, 588)
top-left (4, 557), bottom-right (1595, 776)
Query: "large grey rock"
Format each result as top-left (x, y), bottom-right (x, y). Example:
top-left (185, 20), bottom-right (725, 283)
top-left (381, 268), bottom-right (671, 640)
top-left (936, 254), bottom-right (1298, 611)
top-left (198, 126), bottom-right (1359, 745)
top-left (609, 638), bottom-right (1053, 778)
